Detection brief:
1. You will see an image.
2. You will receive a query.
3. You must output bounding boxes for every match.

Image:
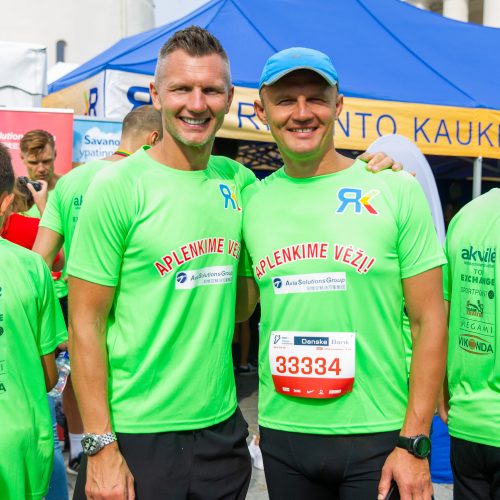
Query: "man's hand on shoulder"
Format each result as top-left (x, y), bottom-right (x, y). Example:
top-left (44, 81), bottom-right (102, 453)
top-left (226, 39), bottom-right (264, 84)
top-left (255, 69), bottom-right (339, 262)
top-left (357, 151), bottom-right (403, 173)
top-left (378, 447), bottom-right (433, 500)
top-left (86, 443), bottom-right (135, 500)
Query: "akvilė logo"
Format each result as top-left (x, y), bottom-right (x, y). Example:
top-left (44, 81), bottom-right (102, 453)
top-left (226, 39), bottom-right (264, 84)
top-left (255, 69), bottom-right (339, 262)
top-left (461, 246), bottom-right (496, 264)
top-left (458, 334), bottom-right (493, 355)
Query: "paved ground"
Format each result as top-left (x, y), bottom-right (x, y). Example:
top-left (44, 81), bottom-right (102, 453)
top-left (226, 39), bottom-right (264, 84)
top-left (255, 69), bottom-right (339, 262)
top-left (64, 372), bottom-right (453, 499)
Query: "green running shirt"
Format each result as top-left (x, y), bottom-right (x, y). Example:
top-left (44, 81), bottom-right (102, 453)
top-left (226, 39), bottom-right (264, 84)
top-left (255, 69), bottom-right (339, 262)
top-left (25, 191), bottom-right (68, 298)
top-left (40, 159), bottom-right (110, 261)
top-left (0, 238), bottom-right (67, 499)
top-left (240, 160), bottom-right (445, 435)
top-left (68, 147), bottom-right (256, 433)
top-left (443, 188), bottom-right (499, 447)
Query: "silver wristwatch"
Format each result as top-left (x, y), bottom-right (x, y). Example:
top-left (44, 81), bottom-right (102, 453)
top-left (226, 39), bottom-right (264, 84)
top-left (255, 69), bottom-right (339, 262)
top-left (81, 432), bottom-right (117, 456)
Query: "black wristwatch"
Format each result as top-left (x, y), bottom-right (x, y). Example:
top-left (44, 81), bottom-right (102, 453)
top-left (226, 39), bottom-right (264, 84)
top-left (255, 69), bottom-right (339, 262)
top-left (397, 434), bottom-right (431, 458)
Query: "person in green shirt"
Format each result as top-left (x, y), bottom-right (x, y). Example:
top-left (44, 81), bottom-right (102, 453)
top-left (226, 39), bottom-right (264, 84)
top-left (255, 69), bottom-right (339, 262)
top-left (32, 104), bottom-right (162, 476)
top-left (0, 143), bottom-right (67, 500)
top-left (34, 104), bottom-right (162, 271)
top-left (237, 48), bottom-right (448, 500)
top-left (68, 29), bottom-right (398, 500)
top-left (440, 188), bottom-right (499, 500)
top-left (21, 130), bottom-right (69, 299)
top-left (68, 27), bottom-right (256, 500)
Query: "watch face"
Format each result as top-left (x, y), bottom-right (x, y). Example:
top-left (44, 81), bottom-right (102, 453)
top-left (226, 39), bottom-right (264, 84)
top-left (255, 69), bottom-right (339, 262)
top-left (82, 435), bottom-right (102, 456)
top-left (414, 436), bottom-right (431, 458)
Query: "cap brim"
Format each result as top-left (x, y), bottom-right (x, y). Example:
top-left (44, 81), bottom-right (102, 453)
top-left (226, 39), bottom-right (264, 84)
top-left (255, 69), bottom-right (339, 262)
top-left (260, 66), bottom-right (337, 88)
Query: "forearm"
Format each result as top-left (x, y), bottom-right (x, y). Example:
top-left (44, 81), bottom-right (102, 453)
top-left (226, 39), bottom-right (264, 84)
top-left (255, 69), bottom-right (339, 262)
top-left (69, 318), bottom-right (112, 434)
top-left (33, 227), bottom-right (64, 269)
top-left (35, 199), bottom-right (47, 216)
top-left (68, 277), bottom-right (115, 434)
top-left (41, 352), bottom-right (58, 392)
top-left (403, 315), bottom-right (447, 435)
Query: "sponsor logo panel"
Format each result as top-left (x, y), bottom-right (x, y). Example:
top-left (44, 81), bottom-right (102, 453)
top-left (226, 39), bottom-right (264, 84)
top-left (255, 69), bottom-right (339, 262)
top-left (458, 334), bottom-right (494, 355)
top-left (272, 272), bottom-right (347, 294)
top-left (175, 265), bottom-right (233, 289)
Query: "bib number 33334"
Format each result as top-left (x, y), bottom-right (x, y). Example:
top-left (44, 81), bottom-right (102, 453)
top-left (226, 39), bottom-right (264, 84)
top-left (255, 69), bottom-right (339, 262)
top-left (269, 331), bottom-right (355, 399)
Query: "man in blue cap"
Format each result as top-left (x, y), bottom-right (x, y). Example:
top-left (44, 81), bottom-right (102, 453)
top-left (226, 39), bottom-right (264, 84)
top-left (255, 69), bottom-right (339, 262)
top-left (237, 47), bottom-right (447, 500)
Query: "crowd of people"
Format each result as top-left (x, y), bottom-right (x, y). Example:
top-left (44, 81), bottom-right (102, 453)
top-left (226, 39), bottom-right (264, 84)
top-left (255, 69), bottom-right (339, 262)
top-left (0, 25), bottom-right (498, 500)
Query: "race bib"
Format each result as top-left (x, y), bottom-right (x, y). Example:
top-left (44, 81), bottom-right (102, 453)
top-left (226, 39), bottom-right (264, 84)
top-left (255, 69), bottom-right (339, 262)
top-left (269, 331), bottom-right (355, 399)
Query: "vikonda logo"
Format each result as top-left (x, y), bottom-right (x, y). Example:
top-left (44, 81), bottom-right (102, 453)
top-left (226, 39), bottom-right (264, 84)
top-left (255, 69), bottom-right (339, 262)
top-left (461, 246), bottom-right (496, 263)
top-left (459, 334), bottom-right (494, 355)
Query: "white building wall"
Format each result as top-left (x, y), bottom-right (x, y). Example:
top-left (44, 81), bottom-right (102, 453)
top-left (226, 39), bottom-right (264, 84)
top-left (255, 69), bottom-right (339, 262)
top-left (404, 0), bottom-right (484, 24)
top-left (0, 0), bottom-right (154, 66)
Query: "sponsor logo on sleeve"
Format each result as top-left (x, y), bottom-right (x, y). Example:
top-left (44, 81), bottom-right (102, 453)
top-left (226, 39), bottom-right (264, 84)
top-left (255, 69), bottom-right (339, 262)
top-left (461, 246), bottom-right (496, 265)
top-left (465, 300), bottom-right (484, 318)
top-left (458, 334), bottom-right (494, 355)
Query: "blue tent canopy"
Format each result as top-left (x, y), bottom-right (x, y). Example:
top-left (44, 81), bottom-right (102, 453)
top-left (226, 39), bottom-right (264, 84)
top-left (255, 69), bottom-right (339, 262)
top-left (49, 0), bottom-right (500, 110)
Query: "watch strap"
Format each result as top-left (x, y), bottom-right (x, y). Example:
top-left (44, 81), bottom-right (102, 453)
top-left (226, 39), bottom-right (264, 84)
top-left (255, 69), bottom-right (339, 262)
top-left (397, 435), bottom-right (413, 452)
top-left (82, 432), bottom-right (117, 455)
top-left (99, 432), bottom-right (117, 446)
top-left (397, 434), bottom-right (431, 458)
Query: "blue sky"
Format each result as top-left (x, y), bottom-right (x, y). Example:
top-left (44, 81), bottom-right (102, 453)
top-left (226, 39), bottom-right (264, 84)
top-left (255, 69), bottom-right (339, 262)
top-left (155, 0), bottom-right (210, 26)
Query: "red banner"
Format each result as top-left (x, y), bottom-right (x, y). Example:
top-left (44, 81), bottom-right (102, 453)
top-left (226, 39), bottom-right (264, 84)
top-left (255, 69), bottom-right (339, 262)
top-left (0, 107), bottom-right (73, 176)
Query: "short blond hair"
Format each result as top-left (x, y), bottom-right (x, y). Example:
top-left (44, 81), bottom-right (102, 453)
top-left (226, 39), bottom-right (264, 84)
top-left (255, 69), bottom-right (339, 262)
top-left (20, 129), bottom-right (55, 157)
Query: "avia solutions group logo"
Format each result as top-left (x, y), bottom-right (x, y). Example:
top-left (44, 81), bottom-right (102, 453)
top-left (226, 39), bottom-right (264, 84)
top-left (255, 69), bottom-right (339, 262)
top-left (273, 278), bottom-right (283, 289)
top-left (459, 334), bottom-right (493, 355)
top-left (176, 272), bottom-right (187, 284)
top-left (336, 188), bottom-right (380, 215)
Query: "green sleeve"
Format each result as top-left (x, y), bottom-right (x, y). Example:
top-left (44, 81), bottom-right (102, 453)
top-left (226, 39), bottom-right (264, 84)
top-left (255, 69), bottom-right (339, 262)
top-left (442, 215), bottom-right (460, 301)
top-left (240, 164), bottom-right (257, 190)
top-left (37, 257), bottom-right (67, 356)
top-left (396, 175), bottom-right (447, 279)
top-left (67, 167), bottom-right (133, 287)
top-left (39, 181), bottom-right (64, 235)
top-left (238, 242), bottom-right (254, 277)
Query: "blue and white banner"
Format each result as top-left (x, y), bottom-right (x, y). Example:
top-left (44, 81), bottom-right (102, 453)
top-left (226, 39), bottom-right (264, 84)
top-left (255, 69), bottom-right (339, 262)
top-left (73, 115), bottom-right (122, 163)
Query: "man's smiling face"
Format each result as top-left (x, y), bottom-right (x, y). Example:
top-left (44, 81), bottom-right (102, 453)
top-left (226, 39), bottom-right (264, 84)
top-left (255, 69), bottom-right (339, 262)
top-left (256, 70), bottom-right (341, 163)
top-left (151, 49), bottom-right (233, 150)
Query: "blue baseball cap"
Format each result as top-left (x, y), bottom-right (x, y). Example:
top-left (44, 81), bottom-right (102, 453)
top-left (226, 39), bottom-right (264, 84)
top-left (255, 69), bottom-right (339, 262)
top-left (259, 47), bottom-right (339, 89)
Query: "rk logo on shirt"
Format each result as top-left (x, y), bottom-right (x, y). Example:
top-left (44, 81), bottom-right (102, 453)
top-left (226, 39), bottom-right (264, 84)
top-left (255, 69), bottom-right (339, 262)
top-left (336, 188), bottom-right (380, 215)
top-left (219, 183), bottom-right (241, 211)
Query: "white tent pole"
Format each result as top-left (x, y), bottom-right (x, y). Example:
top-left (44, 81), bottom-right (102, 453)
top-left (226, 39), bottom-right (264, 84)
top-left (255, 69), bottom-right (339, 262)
top-left (472, 157), bottom-right (483, 199)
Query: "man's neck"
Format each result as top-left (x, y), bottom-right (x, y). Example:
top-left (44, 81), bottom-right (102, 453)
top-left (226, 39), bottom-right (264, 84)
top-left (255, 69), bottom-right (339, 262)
top-left (283, 147), bottom-right (354, 179)
top-left (47, 174), bottom-right (60, 191)
top-left (148, 136), bottom-right (212, 171)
